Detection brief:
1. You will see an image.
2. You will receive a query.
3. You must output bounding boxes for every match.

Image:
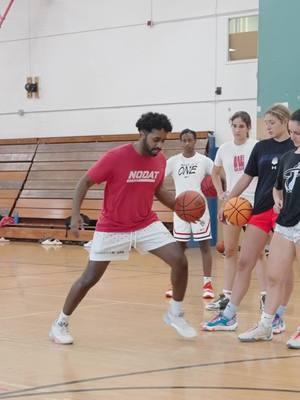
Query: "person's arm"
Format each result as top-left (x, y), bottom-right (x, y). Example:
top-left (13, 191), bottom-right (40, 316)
top-left (212, 165), bottom-right (226, 200)
top-left (70, 174), bottom-right (95, 237)
top-left (273, 156), bottom-right (285, 213)
top-left (155, 184), bottom-right (176, 210)
top-left (165, 157), bottom-right (173, 177)
top-left (227, 173), bottom-right (253, 199)
top-left (273, 187), bottom-right (283, 213)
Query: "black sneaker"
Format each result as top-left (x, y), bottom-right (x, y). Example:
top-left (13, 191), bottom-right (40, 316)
top-left (205, 294), bottom-right (229, 311)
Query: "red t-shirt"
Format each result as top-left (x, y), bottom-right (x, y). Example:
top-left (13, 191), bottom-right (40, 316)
top-left (87, 144), bottom-right (166, 232)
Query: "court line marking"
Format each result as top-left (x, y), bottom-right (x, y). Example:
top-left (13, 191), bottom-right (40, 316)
top-left (1, 384), bottom-right (299, 398)
top-left (1, 385), bottom-right (300, 399)
top-left (0, 294), bottom-right (175, 320)
top-left (0, 381), bottom-right (28, 390)
top-left (0, 354), bottom-right (299, 399)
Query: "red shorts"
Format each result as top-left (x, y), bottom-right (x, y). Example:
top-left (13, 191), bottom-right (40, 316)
top-left (248, 208), bottom-right (278, 234)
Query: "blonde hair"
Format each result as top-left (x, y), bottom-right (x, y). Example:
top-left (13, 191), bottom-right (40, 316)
top-left (264, 104), bottom-right (290, 124)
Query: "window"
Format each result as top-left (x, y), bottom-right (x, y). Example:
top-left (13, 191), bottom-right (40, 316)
top-left (228, 15), bottom-right (258, 61)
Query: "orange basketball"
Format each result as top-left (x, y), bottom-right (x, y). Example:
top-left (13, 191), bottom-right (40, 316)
top-left (175, 191), bottom-right (206, 222)
top-left (201, 175), bottom-right (217, 198)
top-left (223, 196), bottom-right (252, 226)
top-left (216, 240), bottom-right (225, 254)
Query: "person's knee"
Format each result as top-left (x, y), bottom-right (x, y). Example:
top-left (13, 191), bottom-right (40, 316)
top-left (225, 246), bottom-right (237, 258)
top-left (237, 256), bottom-right (252, 272)
top-left (79, 263), bottom-right (103, 290)
top-left (267, 273), bottom-right (280, 288)
top-left (79, 274), bottom-right (99, 290)
top-left (169, 250), bottom-right (188, 270)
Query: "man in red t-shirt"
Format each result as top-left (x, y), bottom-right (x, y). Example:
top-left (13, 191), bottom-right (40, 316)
top-left (49, 112), bottom-right (197, 344)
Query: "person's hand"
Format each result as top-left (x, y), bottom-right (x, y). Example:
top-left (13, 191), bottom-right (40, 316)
top-left (189, 216), bottom-right (200, 224)
top-left (70, 214), bottom-right (84, 238)
top-left (218, 191), bottom-right (228, 201)
top-left (273, 199), bottom-right (283, 214)
top-left (218, 204), bottom-right (226, 223)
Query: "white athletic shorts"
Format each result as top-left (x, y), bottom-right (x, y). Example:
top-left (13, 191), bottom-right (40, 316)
top-left (275, 221), bottom-right (300, 244)
top-left (173, 205), bottom-right (212, 242)
top-left (89, 221), bottom-right (176, 261)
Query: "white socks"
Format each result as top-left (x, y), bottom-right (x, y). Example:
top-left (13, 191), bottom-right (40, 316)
top-left (223, 289), bottom-right (232, 298)
top-left (223, 302), bottom-right (237, 320)
top-left (170, 299), bottom-right (183, 316)
top-left (203, 276), bottom-right (212, 284)
top-left (276, 305), bottom-right (286, 318)
top-left (260, 312), bottom-right (274, 328)
top-left (57, 311), bottom-right (70, 325)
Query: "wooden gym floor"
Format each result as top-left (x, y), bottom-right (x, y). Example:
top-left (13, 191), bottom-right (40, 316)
top-left (0, 241), bottom-right (299, 400)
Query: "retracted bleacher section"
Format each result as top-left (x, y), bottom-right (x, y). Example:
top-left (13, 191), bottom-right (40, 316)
top-left (0, 132), bottom-right (209, 242)
top-left (0, 142), bottom-right (37, 218)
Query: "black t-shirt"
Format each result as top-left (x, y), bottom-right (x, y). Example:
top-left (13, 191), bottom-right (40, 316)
top-left (275, 150), bottom-right (300, 227)
top-left (245, 137), bottom-right (295, 214)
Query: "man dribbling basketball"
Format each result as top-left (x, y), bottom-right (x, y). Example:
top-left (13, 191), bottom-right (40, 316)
top-left (49, 112), bottom-right (197, 344)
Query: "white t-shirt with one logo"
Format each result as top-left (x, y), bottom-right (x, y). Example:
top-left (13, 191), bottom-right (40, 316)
top-left (214, 139), bottom-right (257, 204)
top-left (165, 152), bottom-right (213, 196)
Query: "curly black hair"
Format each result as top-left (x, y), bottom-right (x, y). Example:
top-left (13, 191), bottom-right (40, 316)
top-left (136, 112), bottom-right (172, 133)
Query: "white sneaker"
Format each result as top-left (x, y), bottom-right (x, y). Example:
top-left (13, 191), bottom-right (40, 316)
top-left (287, 327), bottom-right (300, 349)
top-left (49, 321), bottom-right (74, 344)
top-left (238, 322), bottom-right (273, 342)
top-left (41, 238), bottom-right (53, 245)
top-left (163, 311), bottom-right (197, 338)
top-left (52, 239), bottom-right (62, 245)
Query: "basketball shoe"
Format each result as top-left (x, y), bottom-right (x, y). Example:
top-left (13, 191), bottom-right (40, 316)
top-left (287, 327), bottom-right (300, 349)
top-left (202, 281), bottom-right (214, 299)
top-left (202, 312), bottom-right (237, 331)
top-left (164, 311), bottom-right (197, 338)
top-left (206, 293), bottom-right (230, 311)
top-left (238, 322), bottom-right (273, 342)
top-left (49, 320), bottom-right (74, 344)
top-left (272, 314), bottom-right (286, 334)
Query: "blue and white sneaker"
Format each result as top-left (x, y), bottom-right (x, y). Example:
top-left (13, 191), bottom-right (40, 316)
top-left (272, 314), bottom-right (286, 334)
top-left (202, 312), bottom-right (238, 331)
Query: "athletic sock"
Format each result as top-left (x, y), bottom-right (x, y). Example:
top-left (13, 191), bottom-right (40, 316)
top-left (203, 276), bottom-right (212, 284)
top-left (169, 299), bottom-right (183, 316)
top-left (260, 312), bottom-right (274, 328)
top-left (223, 302), bottom-right (237, 320)
top-left (275, 305), bottom-right (287, 318)
top-left (57, 311), bottom-right (70, 325)
top-left (223, 289), bottom-right (232, 298)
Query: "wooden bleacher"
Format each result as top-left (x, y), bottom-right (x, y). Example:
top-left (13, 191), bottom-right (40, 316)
top-left (0, 143), bottom-right (37, 217)
top-left (0, 132), bottom-right (209, 242)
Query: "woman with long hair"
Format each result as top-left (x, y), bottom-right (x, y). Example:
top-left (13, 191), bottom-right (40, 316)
top-left (206, 111), bottom-right (266, 312)
top-left (203, 104), bottom-right (295, 333)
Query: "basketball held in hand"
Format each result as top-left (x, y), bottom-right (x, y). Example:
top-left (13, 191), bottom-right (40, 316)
top-left (175, 191), bottom-right (206, 222)
top-left (223, 197), bottom-right (252, 226)
top-left (201, 175), bottom-right (217, 198)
